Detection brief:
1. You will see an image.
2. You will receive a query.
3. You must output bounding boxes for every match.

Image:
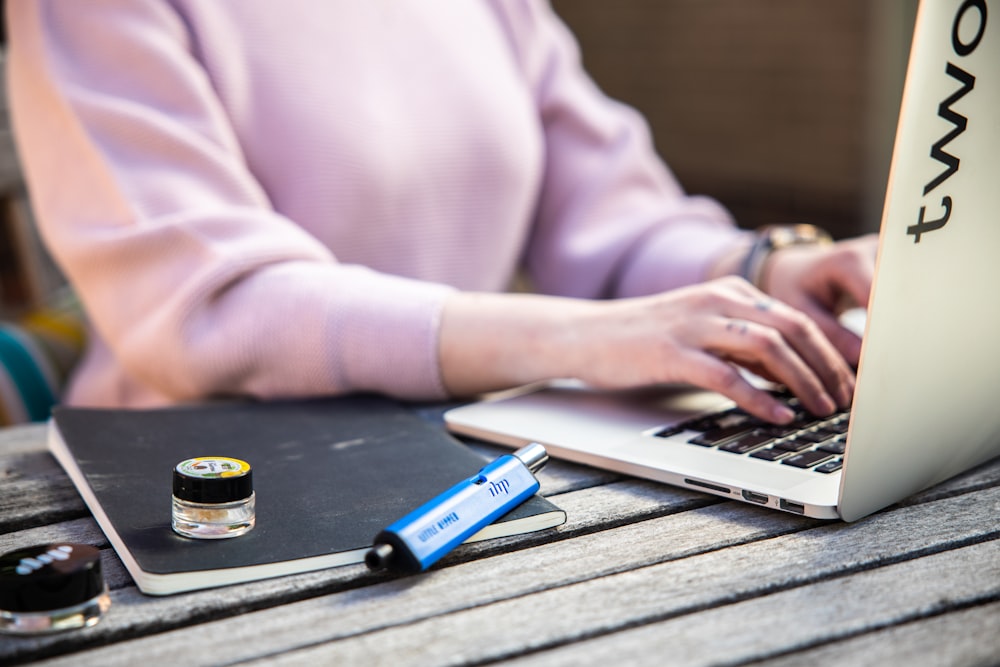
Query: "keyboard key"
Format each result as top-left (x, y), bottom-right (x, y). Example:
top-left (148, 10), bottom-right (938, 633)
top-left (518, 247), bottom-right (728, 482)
top-left (749, 447), bottom-right (791, 461)
top-left (689, 409), bottom-right (756, 432)
top-left (782, 450), bottom-right (836, 469)
top-left (675, 417), bottom-right (716, 434)
top-left (796, 429), bottom-right (838, 444)
top-left (668, 395), bottom-right (849, 467)
top-left (689, 424), bottom-right (756, 447)
top-left (826, 418), bottom-right (850, 435)
top-left (774, 438), bottom-right (815, 453)
top-left (719, 431), bottom-right (774, 454)
top-left (814, 458), bottom-right (844, 474)
top-left (818, 436), bottom-right (847, 455)
top-left (673, 408), bottom-right (760, 444)
top-left (762, 424), bottom-right (803, 439)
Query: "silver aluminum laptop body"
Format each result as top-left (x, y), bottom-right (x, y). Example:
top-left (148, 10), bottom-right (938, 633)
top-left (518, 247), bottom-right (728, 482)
top-left (445, 0), bottom-right (1000, 521)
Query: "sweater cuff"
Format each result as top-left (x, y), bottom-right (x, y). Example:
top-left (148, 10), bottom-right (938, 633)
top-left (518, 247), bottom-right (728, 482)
top-left (614, 203), bottom-right (749, 297)
top-left (328, 269), bottom-right (456, 401)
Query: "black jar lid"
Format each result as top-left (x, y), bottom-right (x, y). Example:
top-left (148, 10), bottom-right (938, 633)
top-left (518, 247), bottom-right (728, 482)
top-left (173, 456), bottom-right (253, 504)
top-left (0, 543), bottom-right (105, 613)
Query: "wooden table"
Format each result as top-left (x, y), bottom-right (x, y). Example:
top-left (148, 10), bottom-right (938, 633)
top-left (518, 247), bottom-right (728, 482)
top-left (2, 416), bottom-right (999, 666)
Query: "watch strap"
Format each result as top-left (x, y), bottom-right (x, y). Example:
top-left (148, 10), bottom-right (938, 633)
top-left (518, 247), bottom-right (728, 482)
top-left (740, 224), bottom-right (833, 288)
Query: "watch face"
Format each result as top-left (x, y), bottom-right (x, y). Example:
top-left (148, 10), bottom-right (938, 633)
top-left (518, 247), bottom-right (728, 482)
top-left (771, 227), bottom-right (798, 248)
top-left (771, 224), bottom-right (831, 249)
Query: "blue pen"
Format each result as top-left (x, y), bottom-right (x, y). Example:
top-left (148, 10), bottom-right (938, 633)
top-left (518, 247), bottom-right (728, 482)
top-left (365, 443), bottom-right (549, 572)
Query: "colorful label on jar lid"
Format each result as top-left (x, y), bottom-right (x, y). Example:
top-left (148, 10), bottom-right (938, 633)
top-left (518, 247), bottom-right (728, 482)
top-left (176, 457), bottom-right (250, 479)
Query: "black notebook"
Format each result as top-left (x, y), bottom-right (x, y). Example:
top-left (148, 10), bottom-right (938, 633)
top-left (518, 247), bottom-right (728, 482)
top-left (47, 396), bottom-right (566, 595)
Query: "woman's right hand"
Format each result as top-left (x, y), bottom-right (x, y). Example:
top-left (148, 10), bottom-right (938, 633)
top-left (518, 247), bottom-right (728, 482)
top-left (439, 276), bottom-right (855, 423)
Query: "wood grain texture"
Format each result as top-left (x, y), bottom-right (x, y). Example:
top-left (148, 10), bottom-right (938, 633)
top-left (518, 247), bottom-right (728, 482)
top-left (18, 486), bottom-right (1000, 667)
top-left (506, 541), bottom-right (1000, 667)
top-left (1, 482), bottom-right (789, 665)
top-left (230, 509), bottom-right (1000, 666)
top-left (759, 599), bottom-right (1000, 667)
top-left (3, 418), bottom-right (999, 667)
top-left (0, 432), bottom-right (88, 533)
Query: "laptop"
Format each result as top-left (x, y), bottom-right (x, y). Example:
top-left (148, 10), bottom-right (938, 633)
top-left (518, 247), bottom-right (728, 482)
top-left (445, 0), bottom-right (1000, 522)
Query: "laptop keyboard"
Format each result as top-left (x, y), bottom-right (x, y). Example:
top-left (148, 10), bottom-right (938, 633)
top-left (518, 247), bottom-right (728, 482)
top-left (653, 395), bottom-right (849, 474)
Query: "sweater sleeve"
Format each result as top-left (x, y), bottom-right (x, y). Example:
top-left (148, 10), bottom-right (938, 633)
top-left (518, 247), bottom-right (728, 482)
top-left (494, 1), bottom-right (749, 299)
top-left (6, 1), bottom-right (454, 402)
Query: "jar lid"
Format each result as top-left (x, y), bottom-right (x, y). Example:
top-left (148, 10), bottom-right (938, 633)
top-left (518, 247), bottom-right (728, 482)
top-left (0, 543), bottom-right (105, 613)
top-left (173, 456), bottom-right (253, 504)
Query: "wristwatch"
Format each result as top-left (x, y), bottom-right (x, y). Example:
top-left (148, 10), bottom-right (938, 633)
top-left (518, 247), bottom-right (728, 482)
top-left (740, 224), bottom-right (833, 289)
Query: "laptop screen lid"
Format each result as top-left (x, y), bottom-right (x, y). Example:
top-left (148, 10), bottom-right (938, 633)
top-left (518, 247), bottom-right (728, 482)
top-left (838, 0), bottom-right (1000, 521)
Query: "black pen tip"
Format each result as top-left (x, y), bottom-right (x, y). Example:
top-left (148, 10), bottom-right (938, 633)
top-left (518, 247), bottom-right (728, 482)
top-left (365, 543), bottom-right (394, 570)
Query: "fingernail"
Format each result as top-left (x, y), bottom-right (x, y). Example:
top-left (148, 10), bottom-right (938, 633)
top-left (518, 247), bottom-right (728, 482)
top-left (819, 394), bottom-right (837, 416)
top-left (838, 381), bottom-right (854, 408)
top-left (773, 404), bottom-right (796, 424)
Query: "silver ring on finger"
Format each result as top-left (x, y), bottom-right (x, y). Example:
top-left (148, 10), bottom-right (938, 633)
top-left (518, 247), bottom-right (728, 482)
top-left (726, 318), bottom-right (750, 335)
top-left (754, 298), bottom-right (777, 312)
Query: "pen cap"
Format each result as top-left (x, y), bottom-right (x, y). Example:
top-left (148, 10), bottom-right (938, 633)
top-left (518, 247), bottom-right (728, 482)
top-left (513, 443), bottom-right (548, 474)
top-left (173, 456), bottom-right (253, 504)
top-left (0, 543), bottom-right (105, 614)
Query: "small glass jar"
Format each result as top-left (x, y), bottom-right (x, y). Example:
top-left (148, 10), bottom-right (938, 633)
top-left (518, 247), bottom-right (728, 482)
top-left (0, 543), bottom-right (110, 635)
top-left (172, 456), bottom-right (255, 539)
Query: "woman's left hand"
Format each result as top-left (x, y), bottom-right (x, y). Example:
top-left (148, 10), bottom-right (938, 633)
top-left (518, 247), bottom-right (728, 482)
top-left (760, 234), bottom-right (879, 366)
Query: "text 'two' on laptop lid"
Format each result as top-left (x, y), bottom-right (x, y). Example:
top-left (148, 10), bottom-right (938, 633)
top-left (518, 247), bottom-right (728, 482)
top-left (837, 0), bottom-right (1000, 520)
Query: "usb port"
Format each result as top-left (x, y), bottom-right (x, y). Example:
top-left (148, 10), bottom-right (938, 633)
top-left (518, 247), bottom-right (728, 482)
top-left (780, 499), bottom-right (805, 514)
top-left (741, 490), bottom-right (769, 505)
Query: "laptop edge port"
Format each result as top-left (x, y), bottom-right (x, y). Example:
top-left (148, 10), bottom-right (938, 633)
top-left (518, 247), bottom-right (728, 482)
top-left (683, 478), bottom-right (731, 495)
top-left (741, 490), bottom-right (769, 505)
top-left (779, 499), bottom-right (806, 514)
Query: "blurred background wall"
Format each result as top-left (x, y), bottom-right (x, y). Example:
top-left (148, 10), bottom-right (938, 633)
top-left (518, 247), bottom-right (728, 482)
top-left (0, 2), bottom-right (921, 315)
top-left (551, 0), bottom-right (919, 239)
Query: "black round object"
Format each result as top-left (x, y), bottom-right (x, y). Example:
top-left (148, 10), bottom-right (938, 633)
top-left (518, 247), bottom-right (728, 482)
top-left (0, 543), bottom-right (104, 613)
top-left (173, 456), bottom-right (253, 504)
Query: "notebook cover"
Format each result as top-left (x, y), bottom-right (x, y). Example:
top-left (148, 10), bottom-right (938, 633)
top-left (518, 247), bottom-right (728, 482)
top-left (48, 396), bottom-right (565, 595)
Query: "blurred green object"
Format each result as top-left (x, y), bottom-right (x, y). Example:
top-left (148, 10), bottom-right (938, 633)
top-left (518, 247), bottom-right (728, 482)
top-left (0, 289), bottom-right (85, 425)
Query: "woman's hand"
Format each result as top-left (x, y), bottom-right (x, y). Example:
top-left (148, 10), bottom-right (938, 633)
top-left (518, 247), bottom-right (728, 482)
top-left (439, 276), bottom-right (855, 424)
top-left (567, 277), bottom-right (854, 422)
top-left (760, 234), bottom-right (878, 366)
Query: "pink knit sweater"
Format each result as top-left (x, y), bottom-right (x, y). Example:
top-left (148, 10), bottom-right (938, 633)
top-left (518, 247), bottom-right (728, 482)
top-left (7, 0), bottom-right (742, 407)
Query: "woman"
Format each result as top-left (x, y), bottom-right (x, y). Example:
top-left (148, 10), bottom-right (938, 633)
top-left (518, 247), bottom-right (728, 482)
top-left (6, 1), bottom-right (873, 423)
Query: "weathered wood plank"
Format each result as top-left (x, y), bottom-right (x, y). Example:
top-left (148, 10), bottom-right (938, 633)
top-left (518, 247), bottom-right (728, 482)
top-left (899, 454), bottom-right (1000, 504)
top-left (529, 457), bottom-right (622, 497)
top-left (0, 424), bottom-right (81, 531)
top-left (0, 423), bottom-right (48, 455)
top-left (18, 487), bottom-right (1000, 667)
top-left (6, 500), bottom-right (808, 666)
top-left (0, 478), bottom-right (713, 610)
top-left (4, 418), bottom-right (999, 667)
top-left (447, 450), bottom-right (1000, 567)
top-left (450, 479), bottom-right (720, 564)
top-left (0, 447), bottom-right (88, 533)
top-left (504, 541), bottom-right (1000, 667)
top-left (756, 599), bottom-right (1000, 667)
top-left (0, 517), bottom-right (106, 554)
top-left (0, 477), bottom-right (782, 665)
top-left (435, 435), bottom-right (624, 497)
